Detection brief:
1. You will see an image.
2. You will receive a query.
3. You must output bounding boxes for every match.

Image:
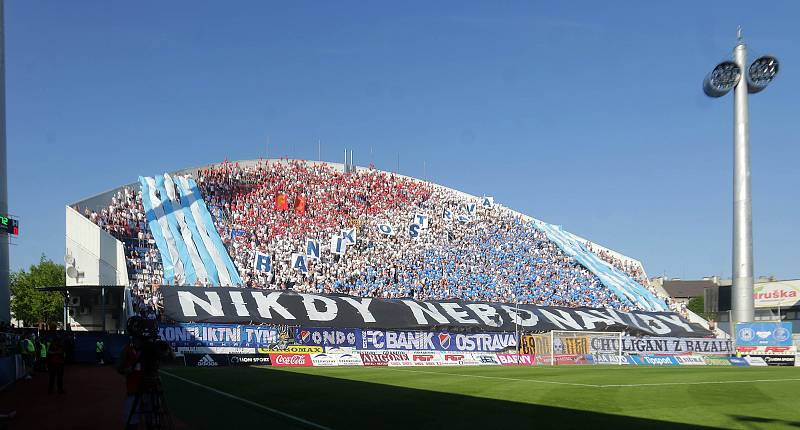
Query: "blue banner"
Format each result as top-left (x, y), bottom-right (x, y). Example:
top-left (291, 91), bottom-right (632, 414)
top-left (295, 328), bottom-right (362, 348)
top-left (735, 322), bottom-right (792, 346)
top-left (630, 355), bottom-right (678, 366)
top-left (728, 357), bottom-right (749, 366)
top-left (359, 330), bottom-right (517, 352)
top-left (158, 323), bottom-right (279, 348)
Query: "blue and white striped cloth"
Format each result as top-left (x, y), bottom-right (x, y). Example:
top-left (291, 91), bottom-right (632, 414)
top-left (533, 221), bottom-right (667, 311)
top-left (140, 174), bottom-right (242, 286)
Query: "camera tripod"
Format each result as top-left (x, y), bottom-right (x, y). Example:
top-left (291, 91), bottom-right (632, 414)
top-left (125, 375), bottom-right (174, 430)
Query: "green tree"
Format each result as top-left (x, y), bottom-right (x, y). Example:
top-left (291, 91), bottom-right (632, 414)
top-left (687, 296), bottom-right (711, 320)
top-left (10, 255), bottom-right (65, 328)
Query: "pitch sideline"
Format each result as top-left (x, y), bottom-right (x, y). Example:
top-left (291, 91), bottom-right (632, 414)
top-left (160, 370), bottom-right (332, 430)
top-left (388, 368), bottom-right (800, 388)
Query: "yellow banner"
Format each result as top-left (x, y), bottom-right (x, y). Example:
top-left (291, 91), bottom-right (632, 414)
top-left (257, 345), bottom-right (323, 354)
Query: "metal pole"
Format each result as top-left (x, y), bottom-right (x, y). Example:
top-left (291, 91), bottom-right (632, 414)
top-left (731, 37), bottom-right (755, 326)
top-left (0, 0), bottom-right (9, 323)
top-left (101, 287), bottom-right (106, 333)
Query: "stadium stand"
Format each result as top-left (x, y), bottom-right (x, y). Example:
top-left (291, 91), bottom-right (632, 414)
top-left (74, 159), bottom-right (675, 318)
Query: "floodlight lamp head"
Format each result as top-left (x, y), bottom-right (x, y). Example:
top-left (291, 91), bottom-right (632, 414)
top-left (704, 61), bottom-right (741, 98)
top-left (747, 55), bottom-right (779, 94)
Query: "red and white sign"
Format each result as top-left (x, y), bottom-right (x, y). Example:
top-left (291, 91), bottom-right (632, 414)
top-left (412, 353), bottom-right (444, 366)
top-left (737, 346), bottom-right (797, 355)
top-left (269, 353), bottom-right (312, 367)
top-left (359, 351), bottom-right (409, 367)
top-left (496, 354), bottom-right (535, 366)
top-left (753, 280), bottom-right (800, 308)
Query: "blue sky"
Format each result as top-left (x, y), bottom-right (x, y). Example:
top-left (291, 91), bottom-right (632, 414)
top-left (5, 1), bottom-right (799, 280)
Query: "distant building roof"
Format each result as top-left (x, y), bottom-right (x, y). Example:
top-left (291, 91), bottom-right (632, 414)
top-left (662, 280), bottom-right (715, 298)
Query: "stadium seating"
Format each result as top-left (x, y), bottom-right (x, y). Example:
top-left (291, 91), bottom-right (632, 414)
top-left (75, 159), bottom-right (677, 318)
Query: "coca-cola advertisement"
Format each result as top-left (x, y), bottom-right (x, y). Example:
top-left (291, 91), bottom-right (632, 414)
top-left (269, 353), bottom-right (312, 367)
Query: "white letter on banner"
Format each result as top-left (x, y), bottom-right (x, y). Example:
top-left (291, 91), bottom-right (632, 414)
top-left (574, 310), bottom-right (617, 330)
top-left (538, 309), bottom-right (583, 330)
top-left (500, 305), bottom-right (539, 327)
top-left (306, 239), bottom-right (320, 260)
top-left (340, 228), bottom-right (356, 246)
top-left (402, 300), bottom-right (450, 325)
top-left (291, 253), bottom-right (308, 273)
top-left (466, 304), bottom-right (502, 327)
top-left (251, 291), bottom-right (295, 320)
top-left (330, 235), bottom-right (346, 255)
top-left (300, 294), bottom-right (338, 321)
top-left (654, 314), bottom-right (693, 332)
top-left (341, 297), bottom-right (376, 323)
top-left (438, 303), bottom-right (478, 324)
top-left (377, 224), bottom-right (394, 236)
top-left (253, 252), bottom-right (272, 273)
top-left (177, 291), bottom-right (224, 317)
top-left (482, 196), bottom-right (494, 209)
top-left (637, 314), bottom-right (672, 335)
top-left (409, 223), bottom-right (421, 240)
top-left (228, 291), bottom-right (251, 317)
top-left (414, 213), bottom-right (429, 229)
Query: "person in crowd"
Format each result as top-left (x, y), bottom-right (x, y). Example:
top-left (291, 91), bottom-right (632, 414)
top-left (19, 335), bottom-right (34, 380)
top-left (47, 336), bottom-right (65, 394)
top-left (36, 338), bottom-right (47, 372)
top-left (96, 338), bottom-right (105, 365)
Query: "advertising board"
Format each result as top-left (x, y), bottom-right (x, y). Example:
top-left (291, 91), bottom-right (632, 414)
top-left (674, 355), bottom-right (706, 366)
top-left (736, 346), bottom-right (796, 355)
top-left (703, 356), bottom-right (732, 366)
top-left (735, 322), bottom-right (792, 346)
top-left (744, 356), bottom-right (768, 366)
top-left (630, 355), bottom-right (679, 366)
top-left (728, 357), bottom-right (749, 366)
top-left (359, 351), bottom-right (410, 367)
top-left (227, 354), bottom-right (272, 366)
top-left (184, 353), bottom-right (229, 367)
top-left (747, 355), bottom-right (796, 367)
top-left (269, 353), bottom-right (313, 367)
top-left (495, 354), bottom-right (535, 366)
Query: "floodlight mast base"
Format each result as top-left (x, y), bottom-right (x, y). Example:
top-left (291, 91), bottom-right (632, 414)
top-left (731, 39), bottom-right (755, 327)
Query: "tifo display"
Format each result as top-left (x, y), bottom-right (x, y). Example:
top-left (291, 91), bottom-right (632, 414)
top-left (77, 159), bottom-right (690, 324)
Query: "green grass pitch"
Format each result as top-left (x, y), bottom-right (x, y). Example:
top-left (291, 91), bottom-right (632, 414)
top-left (160, 365), bottom-right (800, 430)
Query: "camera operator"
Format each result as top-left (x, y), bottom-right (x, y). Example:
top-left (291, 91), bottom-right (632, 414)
top-left (118, 316), bottom-right (174, 430)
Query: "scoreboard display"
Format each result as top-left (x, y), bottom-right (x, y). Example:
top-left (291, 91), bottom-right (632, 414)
top-left (0, 215), bottom-right (18, 236)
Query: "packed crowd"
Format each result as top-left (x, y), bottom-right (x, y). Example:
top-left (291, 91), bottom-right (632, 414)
top-left (83, 159), bottom-right (665, 315)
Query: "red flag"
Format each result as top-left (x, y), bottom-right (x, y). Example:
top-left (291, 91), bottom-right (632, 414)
top-left (275, 193), bottom-right (289, 211)
top-left (294, 196), bottom-right (306, 214)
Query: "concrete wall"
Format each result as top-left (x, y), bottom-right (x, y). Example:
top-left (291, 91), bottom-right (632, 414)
top-left (64, 206), bottom-right (127, 331)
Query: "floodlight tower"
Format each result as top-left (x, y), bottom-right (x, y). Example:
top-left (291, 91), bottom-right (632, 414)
top-left (0, 0), bottom-right (9, 324)
top-left (703, 28), bottom-right (779, 326)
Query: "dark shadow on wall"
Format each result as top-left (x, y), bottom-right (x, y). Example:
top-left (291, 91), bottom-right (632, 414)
top-left (161, 366), bottom-right (728, 430)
